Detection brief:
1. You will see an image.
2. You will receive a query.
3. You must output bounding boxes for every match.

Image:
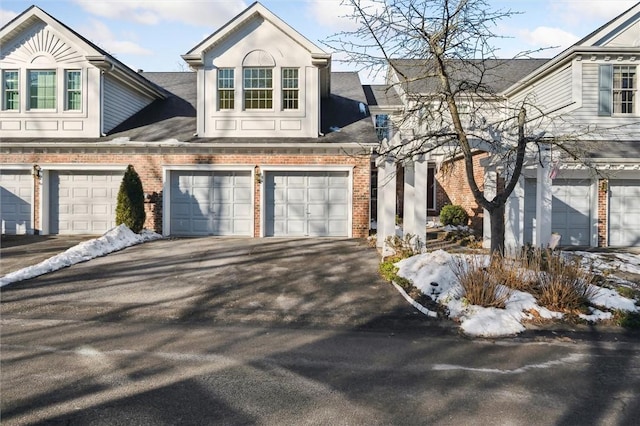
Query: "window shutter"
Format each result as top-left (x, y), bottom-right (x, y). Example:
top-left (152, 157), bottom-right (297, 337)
top-left (598, 64), bottom-right (612, 116)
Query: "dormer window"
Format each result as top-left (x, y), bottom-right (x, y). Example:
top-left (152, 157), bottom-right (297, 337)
top-left (218, 68), bottom-right (235, 110)
top-left (2, 70), bottom-right (19, 111)
top-left (599, 64), bottom-right (637, 116)
top-left (244, 68), bottom-right (273, 109)
top-left (65, 70), bottom-right (82, 111)
top-left (282, 68), bottom-right (299, 110)
top-left (613, 65), bottom-right (636, 114)
top-left (28, 70), bottom-right (56, 110)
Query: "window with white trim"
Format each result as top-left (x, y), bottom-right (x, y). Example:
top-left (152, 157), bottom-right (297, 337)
top-left (28, 70), bottom-right (56, 109)
top-left (599, 64), bottom-right (637, 116)
top-left (243, 68), bottom-right (272, 109)
top-left (217, 68), bottom-right (234, 110)
top-left (282, 68), bottom-right (299, 110)
top-left (613, 65), bottom-right (636, 114)
top-left (65, 70), bottom-right (81, 111)
top-left (2, 70), bottom-right (19, 111)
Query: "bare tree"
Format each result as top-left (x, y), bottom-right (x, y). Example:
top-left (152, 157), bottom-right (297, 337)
top-left (325, 0), bottom-right (574, 254)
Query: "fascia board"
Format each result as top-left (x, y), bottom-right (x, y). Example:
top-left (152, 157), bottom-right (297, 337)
top-left (184, 3), bottom-right (327, 59)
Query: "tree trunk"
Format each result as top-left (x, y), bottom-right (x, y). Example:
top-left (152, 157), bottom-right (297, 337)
top-left (489, 204), bottom-right (505, 255)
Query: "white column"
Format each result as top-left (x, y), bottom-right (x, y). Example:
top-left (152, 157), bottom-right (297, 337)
top-left (413, 158), bottom-right (429, 246)
top-left (403, 161), bottom-right (415, 236)
top-left (535, 147), bottom-right (553, 247)
top-left (482, 168), bottom-right (497, 249)
top-left (505, 175), bottom-right (525, 252)
top-left (376, 158), bottom-right (397, 248)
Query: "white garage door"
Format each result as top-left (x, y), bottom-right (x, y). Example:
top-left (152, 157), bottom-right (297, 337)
top-left (609, 179), bottom-right (640, 247)
top-left (265, 171), bottom-right (349, 237)
top-left (552, 179), bottom-right (591, 246)
top-left (0, 170), bottom-right (33, 235)
top-left (50, 171), bottom-right (121, 234)
top-left (170, 171), bottom-right (252, 236)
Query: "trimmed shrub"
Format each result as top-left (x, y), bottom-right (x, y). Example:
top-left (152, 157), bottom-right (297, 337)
top-left (115, 165), bottom-right (146, 233)
top-left (440, 204), bottom-right (469, 227)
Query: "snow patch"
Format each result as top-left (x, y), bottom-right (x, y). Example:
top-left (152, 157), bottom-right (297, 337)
top-left (0, 225), bottom-right (162, 287)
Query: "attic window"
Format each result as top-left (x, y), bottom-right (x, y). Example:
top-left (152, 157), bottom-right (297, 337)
top-left (244, 68), bottom-right (273, 109)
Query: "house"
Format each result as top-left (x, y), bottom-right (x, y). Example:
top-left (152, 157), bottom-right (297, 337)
top-left (370, 3), bottom-right (640, 248)
top-left (0, 3), bottom-right (376, 238)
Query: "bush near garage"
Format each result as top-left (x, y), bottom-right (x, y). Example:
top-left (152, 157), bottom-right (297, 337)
top-left (116, 165), bottom-right (146, 234)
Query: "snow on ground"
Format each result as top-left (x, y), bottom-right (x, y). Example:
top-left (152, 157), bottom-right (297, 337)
top-left (395, 250), bottom-right (639, 338)
top-left (0, 225), bottom-right (162, 287)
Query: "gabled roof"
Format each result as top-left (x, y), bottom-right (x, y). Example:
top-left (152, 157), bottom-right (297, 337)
top-left (182, 1), bottom-right (330, 68)
top-left (363, 85), bottom-right (403, 108)
top-left (575, 2), bottom-right (640, 47)
top-left (504, 3), bottom-right (640, 96)
top-left (389, 58), bottom-right (550, 96)
top-left (0, 5), bottom-right (164, 100)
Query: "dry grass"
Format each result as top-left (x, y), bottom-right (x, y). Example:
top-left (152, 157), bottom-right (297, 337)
top-left (452, 256), bottom-right (511, 308)
top-left (534, 250), bottom-right (598, 313)
top-left (451, 248), bottom-right (598, 313)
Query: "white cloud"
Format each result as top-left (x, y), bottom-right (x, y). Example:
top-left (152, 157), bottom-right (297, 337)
top-left (73, 0), bottom-right (247, 27)
top-left (78, 19), bottom-right (153, 56)
top-left (308, 0), bottom-right (383, 32)
top-left (520, 26), bottom-right (580, 50)
top-left (553, 0), bottom-right (637, 23)
top-left (0, 8), bottom-right (18, 27)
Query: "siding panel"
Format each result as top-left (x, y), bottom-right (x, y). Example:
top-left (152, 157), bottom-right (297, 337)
top-left (103, 75), bottom-right (153, 133)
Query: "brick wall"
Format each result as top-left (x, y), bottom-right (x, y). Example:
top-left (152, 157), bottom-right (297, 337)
top-left (597, 179), bottom-right (608, 247)
top-left (1, 151), bottom-right (371, 238)
top-left (436, 152), bottom-right (488, 231)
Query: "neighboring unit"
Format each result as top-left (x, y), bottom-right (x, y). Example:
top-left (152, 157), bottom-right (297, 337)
top-left (370, 3), bottom-right (640, 248)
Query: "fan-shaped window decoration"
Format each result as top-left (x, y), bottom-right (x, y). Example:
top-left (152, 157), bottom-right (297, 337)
top-left (242, 50), bottom-right (276, 67)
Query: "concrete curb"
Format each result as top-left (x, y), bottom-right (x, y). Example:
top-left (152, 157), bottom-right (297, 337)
top-left (392, 281), bottom-right (438, 318)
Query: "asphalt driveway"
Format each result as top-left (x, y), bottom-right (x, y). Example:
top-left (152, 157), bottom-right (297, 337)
top-left (1, 237), bottom-right (431, 330)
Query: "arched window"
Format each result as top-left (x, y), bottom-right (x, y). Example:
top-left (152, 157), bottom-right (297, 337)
top-left (242, 50), bottom-right (275, 109)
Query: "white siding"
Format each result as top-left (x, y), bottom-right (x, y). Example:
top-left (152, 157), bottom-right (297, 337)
top-left (102, 74), bottom-right (153, 133)
top-left (510, 65), bottom-right (573, 113)
top-left (197, 18), bottom-right (320, 138)
top-left (0, 22), bottom-right (102, 138)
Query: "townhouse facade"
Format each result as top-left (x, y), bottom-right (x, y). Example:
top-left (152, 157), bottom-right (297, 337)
top-left (1, 3), bottom-right (376, 238)
top-left (370, 4), bottom-right (640, 249)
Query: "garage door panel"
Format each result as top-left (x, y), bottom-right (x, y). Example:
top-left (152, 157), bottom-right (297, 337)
top-left (265, 171), bottom-right (349, 237)
top-left (610, 179), bottom-right (640, 246)
top-left (169, 170), bottom-right (252, 236)
top-left (50, 171), bottom-right (121, 235)
top-left (1, 171), bottom-right (33, 235)
top-left (552, 179), bottom-right (591, 246)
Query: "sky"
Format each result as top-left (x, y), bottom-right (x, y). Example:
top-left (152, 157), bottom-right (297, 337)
top-left (1, 0), bottom-right (638, 83)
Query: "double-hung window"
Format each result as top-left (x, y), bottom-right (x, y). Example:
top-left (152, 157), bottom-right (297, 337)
top-left (218, 68), bottom-right (235, 110)
top-left (613, 65), bottom-right (636, 114)
top-left (29, 70), bottom-right (56, 110)
top-left (65, 70), bottom-right (81, 111)
top-left (243, 68), bottom-right (272, 109)
top-left (599, 64), bottom-right (637, 115)
top-left (374, 114), bottom-right (390, 142)
top-left (2, 70), bottom-right (19, 111)
top-left (282, 68), bottom-right (299, 110)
